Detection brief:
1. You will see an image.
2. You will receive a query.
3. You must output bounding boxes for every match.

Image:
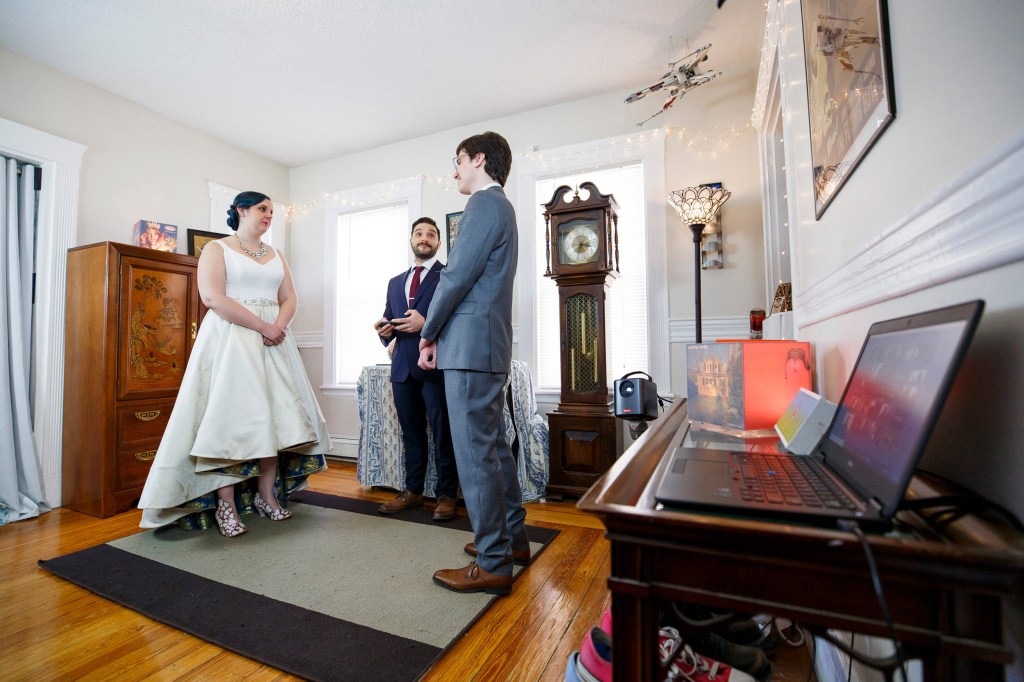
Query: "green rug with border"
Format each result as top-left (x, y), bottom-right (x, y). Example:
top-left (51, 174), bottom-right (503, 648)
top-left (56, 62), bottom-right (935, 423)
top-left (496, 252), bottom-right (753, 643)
top-left (38, 491), bottom-right (558, 681)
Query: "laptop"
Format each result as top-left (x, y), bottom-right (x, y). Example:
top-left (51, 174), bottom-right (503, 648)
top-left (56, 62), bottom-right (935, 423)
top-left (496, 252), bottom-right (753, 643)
top-left (655, 300), bottom-right (985, 530)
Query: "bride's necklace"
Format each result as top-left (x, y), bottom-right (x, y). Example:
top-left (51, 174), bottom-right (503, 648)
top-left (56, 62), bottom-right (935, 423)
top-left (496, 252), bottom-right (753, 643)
top-left (235, 233), bottom-right (268, 260)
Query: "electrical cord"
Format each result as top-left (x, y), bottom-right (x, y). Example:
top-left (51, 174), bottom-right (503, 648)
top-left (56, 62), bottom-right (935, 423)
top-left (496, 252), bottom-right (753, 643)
top-left (837, 519), bottom-right (907, 682)
top-left (901, 493), bottom-right (1024, 532)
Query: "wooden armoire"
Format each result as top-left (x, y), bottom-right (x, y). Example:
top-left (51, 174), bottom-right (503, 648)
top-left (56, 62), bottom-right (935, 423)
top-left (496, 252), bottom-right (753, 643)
top-left (62, 242), bottom-right (204, 517)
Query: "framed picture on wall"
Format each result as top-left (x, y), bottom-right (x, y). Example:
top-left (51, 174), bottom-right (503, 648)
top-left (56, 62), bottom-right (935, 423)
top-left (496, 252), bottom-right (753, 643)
top-left (801, 0), bottom-right (895, 219)
top-left (187, 229), bottom-right (224, 257)
top-left (445, 211), bottom-right (464, 252)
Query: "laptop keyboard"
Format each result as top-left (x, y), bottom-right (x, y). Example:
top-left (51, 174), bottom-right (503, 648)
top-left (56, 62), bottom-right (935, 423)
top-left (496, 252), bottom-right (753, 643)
top-left (736, 453), bottom-right (857, 510)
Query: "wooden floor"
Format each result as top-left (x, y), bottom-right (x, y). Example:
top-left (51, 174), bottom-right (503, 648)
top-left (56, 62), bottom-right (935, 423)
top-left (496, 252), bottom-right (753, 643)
top-left (1, 460), bottom-right (815, 681)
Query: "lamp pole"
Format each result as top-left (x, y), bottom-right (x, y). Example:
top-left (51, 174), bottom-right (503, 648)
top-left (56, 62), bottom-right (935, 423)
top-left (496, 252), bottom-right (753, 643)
top-left (666, 185), bottom-right (731, 346)
top-left (689, 223), bottom-right (705, 343)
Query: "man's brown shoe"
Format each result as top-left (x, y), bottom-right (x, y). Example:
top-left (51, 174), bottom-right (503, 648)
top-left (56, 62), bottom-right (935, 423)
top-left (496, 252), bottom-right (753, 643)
top-left (464, 542), bottom-right (531, 566)
top-left (378, 490), bottom-right (422, 514)
top-left (433, 496), bottom-right (457, 521)
top-left (433, 561), bottom-right (513, 595)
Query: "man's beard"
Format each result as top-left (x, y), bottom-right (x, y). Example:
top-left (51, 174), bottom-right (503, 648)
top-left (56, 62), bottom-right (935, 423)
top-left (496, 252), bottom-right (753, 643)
top-left (414, 244), bottom-right (438, 259)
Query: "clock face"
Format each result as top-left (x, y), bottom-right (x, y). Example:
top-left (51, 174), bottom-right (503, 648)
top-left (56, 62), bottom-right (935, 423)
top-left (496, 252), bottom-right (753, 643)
top-left (558, 219), bottom-right (599, 265)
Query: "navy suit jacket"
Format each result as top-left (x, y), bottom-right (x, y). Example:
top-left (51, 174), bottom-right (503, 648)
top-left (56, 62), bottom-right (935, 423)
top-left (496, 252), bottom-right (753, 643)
top-left (382, 260), bottom-right (445, 383)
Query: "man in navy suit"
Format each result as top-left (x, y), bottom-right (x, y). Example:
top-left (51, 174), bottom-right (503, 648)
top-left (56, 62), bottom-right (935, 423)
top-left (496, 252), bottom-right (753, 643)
top-left (419, 132), bottom-right (528, 596)
top-left (374, 217), bottom-right (459, 521)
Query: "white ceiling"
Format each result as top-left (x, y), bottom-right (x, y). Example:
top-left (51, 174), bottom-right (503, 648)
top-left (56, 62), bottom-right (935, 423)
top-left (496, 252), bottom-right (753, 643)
top-left (0, 1), bottom-right (765, 167)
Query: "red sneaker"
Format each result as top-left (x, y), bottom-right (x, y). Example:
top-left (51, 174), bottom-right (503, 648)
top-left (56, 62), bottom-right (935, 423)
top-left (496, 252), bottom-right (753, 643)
top-left (600, 608), bottom-right (612, 636)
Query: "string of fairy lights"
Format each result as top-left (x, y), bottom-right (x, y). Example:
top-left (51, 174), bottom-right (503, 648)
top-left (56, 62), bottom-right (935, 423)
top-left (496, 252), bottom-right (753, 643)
top-left (283, 122), bottom-right (754, 218)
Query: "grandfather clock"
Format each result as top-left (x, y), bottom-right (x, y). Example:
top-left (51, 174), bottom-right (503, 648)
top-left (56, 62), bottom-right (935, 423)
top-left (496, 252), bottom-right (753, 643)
top-left (543, 182), bottom-right (624, 497)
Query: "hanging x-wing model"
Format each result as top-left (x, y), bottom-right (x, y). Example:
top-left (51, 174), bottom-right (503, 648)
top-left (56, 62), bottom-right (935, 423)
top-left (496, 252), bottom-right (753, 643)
top-left (626, 43), bottom-right (720, 126)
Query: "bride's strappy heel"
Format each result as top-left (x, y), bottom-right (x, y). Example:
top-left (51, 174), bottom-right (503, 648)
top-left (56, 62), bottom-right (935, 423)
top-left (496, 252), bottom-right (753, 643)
top-left (215, 499), bottom-right (247, 537)
top-left (254, 492), bottom-right (293, 521)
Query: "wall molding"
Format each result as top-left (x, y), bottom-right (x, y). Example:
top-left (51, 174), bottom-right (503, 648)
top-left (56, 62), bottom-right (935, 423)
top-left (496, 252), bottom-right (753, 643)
top-left (296, 324), bottom-right (520, 351)
top-left (328, 435), bottom-right (359, 460)
top-left (798, 132), bottom-right (1024, 327)
top-left (293, 331), bottom-right (324, 348)
top-left (668, 316), bottom-right (749, 344)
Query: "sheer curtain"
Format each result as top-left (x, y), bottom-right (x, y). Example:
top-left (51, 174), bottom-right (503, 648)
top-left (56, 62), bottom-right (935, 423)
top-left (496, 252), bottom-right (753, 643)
top-left (0, 155), bottom-right (49, 524)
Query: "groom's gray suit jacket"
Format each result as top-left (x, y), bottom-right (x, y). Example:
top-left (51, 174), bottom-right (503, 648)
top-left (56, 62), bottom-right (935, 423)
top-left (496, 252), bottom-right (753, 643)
top-left (421, 185), bottom-right (517, 372)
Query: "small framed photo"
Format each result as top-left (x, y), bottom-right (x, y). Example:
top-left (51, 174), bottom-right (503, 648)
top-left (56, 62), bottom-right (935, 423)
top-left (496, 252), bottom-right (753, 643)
top-left (187, 229), bottom-right (225, 257)
top-left (771, 282), bottom-right (793, 314)
top-left (445, 211), bottom-right (464, 252)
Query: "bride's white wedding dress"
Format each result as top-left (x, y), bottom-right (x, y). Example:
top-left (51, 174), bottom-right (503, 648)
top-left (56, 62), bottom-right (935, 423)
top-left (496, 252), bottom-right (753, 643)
top-left (139, 241), bottom-right (330, 530)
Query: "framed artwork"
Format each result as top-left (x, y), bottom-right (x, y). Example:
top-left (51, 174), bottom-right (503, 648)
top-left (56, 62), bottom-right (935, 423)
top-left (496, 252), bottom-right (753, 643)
top-left (801, 0), bottom-right (895, 218)
top-left (771, 282), bottom-right (793, 314)
top-left (445, 211), bottom-right (464, 252)
top-left (187, 229), bottom-right (224, 257)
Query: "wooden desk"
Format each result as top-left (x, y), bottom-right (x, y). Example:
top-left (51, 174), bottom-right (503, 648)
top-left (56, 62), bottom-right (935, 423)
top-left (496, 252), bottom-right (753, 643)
top-left (577, 400), bottom-right (1024, 681)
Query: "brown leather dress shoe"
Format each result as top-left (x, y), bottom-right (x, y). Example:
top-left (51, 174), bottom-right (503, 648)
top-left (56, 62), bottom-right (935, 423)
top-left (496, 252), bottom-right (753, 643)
top-left (464, 542), bottom-right (531, 566)
top-left (433, 561), bottom-right (513, 596)
top-left (433, 496), bottom-right (457, 521)
top-left (378, 490), bottom-right (423, 514)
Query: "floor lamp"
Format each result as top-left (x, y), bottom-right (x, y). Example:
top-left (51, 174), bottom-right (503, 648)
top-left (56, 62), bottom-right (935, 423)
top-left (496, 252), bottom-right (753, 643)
top-left (666, 185), bottom-right (732, 343)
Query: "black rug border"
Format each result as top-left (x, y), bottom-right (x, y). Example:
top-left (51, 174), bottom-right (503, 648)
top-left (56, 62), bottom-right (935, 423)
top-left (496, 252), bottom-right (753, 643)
top-left (38, 491), bottom-right (561, 681)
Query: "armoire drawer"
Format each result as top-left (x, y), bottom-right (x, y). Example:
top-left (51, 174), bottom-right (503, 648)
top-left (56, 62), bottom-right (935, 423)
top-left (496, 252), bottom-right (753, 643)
top-left (115, 443), bottom-right (158, 490)
top-left (117, 403), bottom-right (174, 447)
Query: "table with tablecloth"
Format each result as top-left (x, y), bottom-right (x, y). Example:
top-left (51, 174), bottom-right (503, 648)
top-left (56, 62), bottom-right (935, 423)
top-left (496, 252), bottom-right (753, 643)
top-left (356, 360), bottom-right (549, 501)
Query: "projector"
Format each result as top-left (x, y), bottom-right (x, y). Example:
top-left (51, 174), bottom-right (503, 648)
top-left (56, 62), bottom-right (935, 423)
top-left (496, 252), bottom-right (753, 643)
top-left (614, 374), bottom-right (659, 421)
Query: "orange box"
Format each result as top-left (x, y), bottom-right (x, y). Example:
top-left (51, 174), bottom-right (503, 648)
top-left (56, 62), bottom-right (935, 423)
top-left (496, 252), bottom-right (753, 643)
top-left (685, 340), bottom-right (812, 431)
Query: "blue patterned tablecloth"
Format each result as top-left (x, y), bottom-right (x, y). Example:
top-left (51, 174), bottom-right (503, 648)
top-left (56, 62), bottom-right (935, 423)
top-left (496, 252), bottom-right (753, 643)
top-left (356, 361), bottom-right (549, 501)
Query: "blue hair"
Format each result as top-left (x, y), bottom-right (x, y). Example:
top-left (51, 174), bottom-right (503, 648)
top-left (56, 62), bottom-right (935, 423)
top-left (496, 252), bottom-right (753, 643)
top-left (226, 191), bottom-right (271, 230)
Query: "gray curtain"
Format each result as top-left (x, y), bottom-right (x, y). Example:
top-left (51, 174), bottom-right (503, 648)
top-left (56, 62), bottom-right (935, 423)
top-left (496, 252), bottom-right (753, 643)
top-left (0, 155), bottom-right (49, 524)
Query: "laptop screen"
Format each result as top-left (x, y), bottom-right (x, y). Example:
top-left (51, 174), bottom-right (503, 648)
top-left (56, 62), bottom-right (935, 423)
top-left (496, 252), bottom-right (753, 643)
top-left (819, 303), bottom-right (981, 517)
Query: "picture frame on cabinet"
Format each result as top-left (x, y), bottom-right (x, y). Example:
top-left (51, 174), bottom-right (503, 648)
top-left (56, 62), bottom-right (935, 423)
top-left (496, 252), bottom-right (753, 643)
top-left (801, 0), bottom-right (895, 219)
top-left (187, 229), bottom-right (224, 257)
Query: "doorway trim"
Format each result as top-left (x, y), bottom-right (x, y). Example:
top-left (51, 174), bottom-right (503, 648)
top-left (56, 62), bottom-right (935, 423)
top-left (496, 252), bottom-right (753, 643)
top-left (1, 117), bottom-right (86, 506)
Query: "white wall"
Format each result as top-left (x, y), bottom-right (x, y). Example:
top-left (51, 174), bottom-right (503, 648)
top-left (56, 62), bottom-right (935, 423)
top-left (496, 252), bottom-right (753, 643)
top-left (287, 68), bottom-right (764, 455)
top-left (0, 47), bottom-right (289, 246)
top-left (0, 46), bottom-right (290, 504)
top-left (773, 0), bottom-right (1024, 520)
top-left (768, 1), bottom-right (1024, 677)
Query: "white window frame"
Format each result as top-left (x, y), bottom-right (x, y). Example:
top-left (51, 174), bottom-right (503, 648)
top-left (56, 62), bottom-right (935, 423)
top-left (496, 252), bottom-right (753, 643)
top-left (321, 177), bottom-right (422, 396)
top-left (207, 181), bottom-right (288, 253)
top-left (515, 130), bottom-right (669, 401)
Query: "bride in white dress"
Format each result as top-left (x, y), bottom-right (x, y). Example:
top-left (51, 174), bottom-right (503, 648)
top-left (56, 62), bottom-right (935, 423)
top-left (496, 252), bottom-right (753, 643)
top-left (138, 192), bottom-right (330, 536)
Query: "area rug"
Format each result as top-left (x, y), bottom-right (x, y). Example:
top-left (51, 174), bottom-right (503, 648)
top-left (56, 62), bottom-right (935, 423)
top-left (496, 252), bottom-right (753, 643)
top-left (38, 491), bottom-right (558, 681)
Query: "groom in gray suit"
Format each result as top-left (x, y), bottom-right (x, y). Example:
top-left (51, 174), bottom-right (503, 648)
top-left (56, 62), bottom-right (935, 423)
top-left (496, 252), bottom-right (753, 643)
top-left (418, 131), bottom-right (528, 596)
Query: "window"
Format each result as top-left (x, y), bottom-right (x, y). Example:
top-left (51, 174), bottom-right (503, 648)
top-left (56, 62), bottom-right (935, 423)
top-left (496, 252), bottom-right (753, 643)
top-left (323, 178), bottom-right (421, 390)
top-left (515, 130), bottom-right (669, 396)
top-left (535, 164), bottom-right (648, 389)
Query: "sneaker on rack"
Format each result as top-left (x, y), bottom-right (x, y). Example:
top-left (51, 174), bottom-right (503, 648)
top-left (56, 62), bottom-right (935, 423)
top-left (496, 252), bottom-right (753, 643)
top-left (717, 618), bottom-right (768, 647)
top-left (690, 631), bottom-right (772, 681)
top-left (659, 626), bottom-right (756, 682)
top-left (579, 626), bottom-right (612, 682)
top-left (565, 651), bottom-right (583, 682)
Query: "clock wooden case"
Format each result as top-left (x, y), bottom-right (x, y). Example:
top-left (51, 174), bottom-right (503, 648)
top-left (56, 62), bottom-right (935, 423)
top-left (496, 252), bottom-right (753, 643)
top-left (543, 182), bottom-right (623, 497)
